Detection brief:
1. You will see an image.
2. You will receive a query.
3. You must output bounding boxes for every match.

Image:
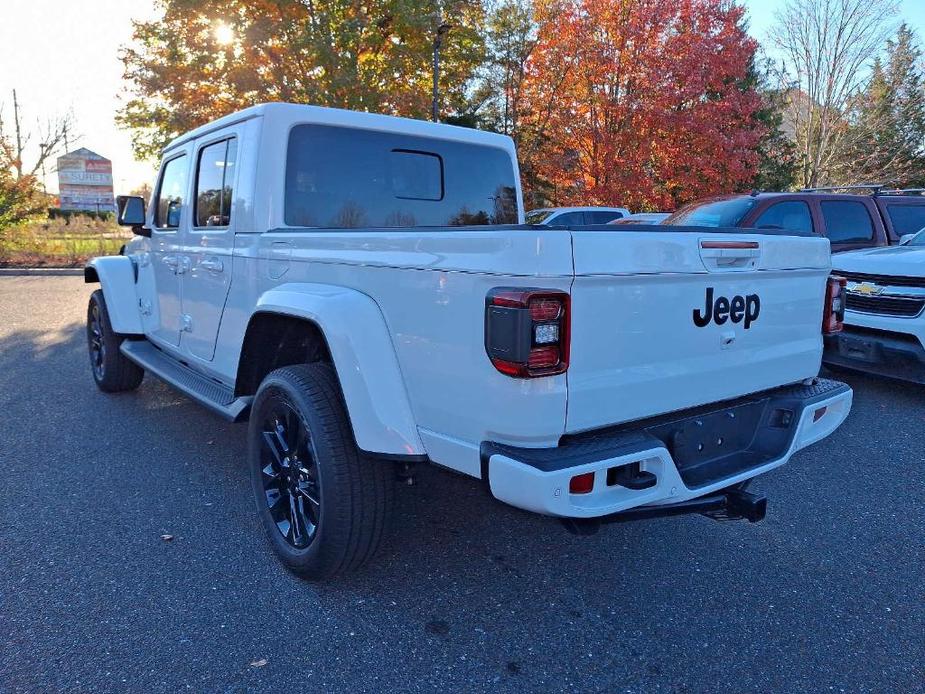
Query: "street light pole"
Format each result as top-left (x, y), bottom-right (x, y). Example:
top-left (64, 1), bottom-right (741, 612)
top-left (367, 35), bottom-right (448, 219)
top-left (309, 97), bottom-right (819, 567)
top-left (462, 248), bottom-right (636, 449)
top-left (432, 22), bottom-right (451, 123)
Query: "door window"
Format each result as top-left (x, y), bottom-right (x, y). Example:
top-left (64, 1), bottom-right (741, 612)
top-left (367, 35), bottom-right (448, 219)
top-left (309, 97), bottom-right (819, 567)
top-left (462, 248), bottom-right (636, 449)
top-left (820, 201), bottom-right (875, 244)
top-left (753, 201), bottom-right (814, 234)
top-left (194, 139), bottom-right (237, 227)
top-left (154, 155), bottom-right (189, 229)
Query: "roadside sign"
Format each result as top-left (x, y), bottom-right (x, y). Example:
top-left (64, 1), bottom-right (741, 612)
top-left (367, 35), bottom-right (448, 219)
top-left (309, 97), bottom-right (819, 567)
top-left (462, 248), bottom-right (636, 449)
top-left (56, 148), bottom-right (116, 212)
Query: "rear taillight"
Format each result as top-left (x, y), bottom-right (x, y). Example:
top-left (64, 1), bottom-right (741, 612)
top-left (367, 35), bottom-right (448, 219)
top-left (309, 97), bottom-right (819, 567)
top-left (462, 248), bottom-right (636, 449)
top-left (823, 275), bottom-right (847, 334)
top-left (485, 288), bottom-right (570, 377)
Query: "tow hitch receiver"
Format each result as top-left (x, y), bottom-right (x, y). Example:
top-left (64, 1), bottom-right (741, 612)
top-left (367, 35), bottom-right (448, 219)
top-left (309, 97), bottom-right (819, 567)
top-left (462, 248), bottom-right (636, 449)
top-left (560, 487), bottom-right (768, 535)
top-left (701, 488), bottom-right (767, 523)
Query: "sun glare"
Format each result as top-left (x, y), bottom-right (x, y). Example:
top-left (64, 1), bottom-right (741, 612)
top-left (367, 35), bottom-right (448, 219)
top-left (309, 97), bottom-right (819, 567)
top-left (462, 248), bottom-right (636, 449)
top-left (214, 22), bottom-right (235, 46)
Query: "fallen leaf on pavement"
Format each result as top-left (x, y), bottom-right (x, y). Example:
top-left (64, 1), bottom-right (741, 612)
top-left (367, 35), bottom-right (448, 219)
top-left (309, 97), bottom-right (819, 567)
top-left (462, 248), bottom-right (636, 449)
top-left (161, 534), bottom-right (174, 541)
top-left (250, 659), bottom-right (268, 668)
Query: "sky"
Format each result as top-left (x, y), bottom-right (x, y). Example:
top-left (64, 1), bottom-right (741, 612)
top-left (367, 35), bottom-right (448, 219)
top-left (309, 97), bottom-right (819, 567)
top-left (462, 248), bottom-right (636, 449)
top-left (1, 0), bottom-right (924, 194)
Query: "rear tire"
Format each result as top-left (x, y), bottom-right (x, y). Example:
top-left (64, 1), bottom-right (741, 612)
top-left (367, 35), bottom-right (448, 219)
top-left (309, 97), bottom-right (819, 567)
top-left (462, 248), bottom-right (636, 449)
top-left (87, 290), bottom-right (144, 393)
top-left (248, 363), bottom-right (393, 580)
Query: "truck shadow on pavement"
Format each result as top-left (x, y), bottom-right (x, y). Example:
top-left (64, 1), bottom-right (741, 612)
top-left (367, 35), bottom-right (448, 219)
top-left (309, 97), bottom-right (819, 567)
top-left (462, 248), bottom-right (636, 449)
top-left (3, 322), bottom-right (922, 690)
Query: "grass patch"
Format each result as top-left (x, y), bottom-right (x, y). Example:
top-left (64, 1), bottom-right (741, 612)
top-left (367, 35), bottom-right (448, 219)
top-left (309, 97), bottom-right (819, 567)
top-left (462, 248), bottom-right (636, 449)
top-left (0, 217), bottom-right (132, 267)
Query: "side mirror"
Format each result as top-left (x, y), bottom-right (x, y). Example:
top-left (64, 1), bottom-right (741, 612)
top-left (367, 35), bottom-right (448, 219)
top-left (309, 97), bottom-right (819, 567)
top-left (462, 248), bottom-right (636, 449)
top-left (900, 233), bottom-right (916, 245)
top-left (116, 195), bottom-right (150, 237)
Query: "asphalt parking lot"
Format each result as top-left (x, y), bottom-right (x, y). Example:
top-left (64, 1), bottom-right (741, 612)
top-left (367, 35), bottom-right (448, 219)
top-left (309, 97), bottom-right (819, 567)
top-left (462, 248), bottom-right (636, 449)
top-left (0, 274), bottom-right (922, 692)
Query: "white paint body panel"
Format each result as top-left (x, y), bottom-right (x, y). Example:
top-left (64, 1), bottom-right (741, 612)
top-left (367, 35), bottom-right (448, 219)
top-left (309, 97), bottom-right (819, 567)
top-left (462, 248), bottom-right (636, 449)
top-left (87, 103), bottom-right (851, 517)
top-left (567, 232), bottom-right (832, 432)
top-left (253, 283), bottom-right (424, 456)
top-left (85, 256), bottom-right (143, 334)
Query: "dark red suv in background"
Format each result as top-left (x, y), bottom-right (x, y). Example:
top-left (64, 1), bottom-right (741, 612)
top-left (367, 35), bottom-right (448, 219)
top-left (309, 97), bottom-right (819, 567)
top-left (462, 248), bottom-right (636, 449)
top-left (662, 187), bottom-right (925, 253)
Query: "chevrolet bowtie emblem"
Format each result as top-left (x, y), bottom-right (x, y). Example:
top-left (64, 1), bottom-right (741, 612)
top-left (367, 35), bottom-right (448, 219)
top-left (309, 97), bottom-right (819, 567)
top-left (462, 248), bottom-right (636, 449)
top-left (848, 281), bottom-right (884, 296)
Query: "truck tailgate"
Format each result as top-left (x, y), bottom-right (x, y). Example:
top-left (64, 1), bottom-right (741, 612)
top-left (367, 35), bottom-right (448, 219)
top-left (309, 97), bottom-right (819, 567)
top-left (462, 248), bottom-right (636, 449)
top-left (566, 230), bottom-right (832, 433)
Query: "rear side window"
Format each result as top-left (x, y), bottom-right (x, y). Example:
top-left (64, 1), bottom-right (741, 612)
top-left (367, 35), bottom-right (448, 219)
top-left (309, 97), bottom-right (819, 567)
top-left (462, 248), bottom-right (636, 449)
top-left (284, 125), bottom-right (518, 227)
top-left (885, 204), bottom-right (925, 236)
top-left (195, 138), bottom-right (237, 227)
top-left (154, 155), bottom-right (188, 229)
top-left (587, 210), bottom-right (624, 224)
top-left (820, 201), bottom-right (874, 244)
top-left (753, 201), bottom-right (813, 234)
top-left (663, 197), bottom-right (756, 227)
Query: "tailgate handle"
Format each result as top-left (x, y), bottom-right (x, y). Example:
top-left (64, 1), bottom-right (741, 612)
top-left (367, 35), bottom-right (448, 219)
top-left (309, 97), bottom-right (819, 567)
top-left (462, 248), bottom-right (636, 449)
top-left (699, 240), bottom-right (760, 271)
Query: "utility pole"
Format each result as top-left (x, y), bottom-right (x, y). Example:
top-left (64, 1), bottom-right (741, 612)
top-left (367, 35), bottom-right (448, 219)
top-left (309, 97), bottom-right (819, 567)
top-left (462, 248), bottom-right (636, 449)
top-left (12, 89), bottom-right (23, 178)
top-left (432, 22), bottom-right (451, 122)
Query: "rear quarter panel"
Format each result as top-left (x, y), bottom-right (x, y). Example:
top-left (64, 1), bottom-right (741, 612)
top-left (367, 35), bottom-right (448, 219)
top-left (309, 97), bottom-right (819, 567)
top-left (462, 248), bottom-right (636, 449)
top-left (214, 229), bottom-right (574, 477)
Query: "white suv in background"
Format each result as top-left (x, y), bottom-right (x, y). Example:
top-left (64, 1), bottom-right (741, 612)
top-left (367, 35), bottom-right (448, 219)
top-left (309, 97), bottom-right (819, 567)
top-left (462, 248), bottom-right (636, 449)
top-left (526, 206), bottom-right (631, 225)
top-left (825, 228), bottom-right (925, 383)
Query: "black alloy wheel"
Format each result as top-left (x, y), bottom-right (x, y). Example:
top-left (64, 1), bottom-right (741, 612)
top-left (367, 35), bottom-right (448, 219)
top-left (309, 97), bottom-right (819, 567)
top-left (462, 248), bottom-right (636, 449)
top-left (88, 301), bottom-right (106, 381)
top-left (259, 401), bottom-right (322, 548)
top-left (86, 290), bottom-right (144, 392)
top-left (248, 364), bottom-right (394, 579)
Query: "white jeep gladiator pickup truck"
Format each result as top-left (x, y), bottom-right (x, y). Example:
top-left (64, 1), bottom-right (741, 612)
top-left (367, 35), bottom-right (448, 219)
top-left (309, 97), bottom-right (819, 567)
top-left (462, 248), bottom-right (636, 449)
top-left (825, 226), bottom-right (925, 383)
top-left (85, 103), bottom-right (853, 579)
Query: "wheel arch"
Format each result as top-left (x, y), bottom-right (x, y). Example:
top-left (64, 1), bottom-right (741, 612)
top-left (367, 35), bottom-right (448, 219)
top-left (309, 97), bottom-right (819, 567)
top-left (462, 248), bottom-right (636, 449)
top-left (84, 256), bottom-right (143, 335)
top-left (237, 283), bottom-right (425, 458)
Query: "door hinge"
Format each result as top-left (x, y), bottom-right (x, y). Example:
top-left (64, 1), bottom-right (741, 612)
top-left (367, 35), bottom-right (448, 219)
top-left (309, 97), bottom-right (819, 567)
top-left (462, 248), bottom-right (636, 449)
top-left (180, 314), bottom-right (193, 332)
top-left (138, 298), bottom-right (153, 316)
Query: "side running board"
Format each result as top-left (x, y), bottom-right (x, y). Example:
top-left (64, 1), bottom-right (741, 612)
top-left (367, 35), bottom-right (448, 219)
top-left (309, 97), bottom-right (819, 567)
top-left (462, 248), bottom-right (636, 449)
top-left (120, 340), bottom-right (252, 422)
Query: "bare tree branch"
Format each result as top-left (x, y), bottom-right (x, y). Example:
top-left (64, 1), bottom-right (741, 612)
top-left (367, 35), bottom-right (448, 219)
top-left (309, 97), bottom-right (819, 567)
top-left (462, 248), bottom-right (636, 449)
top-left (770, 0), bottom-right (899, 187)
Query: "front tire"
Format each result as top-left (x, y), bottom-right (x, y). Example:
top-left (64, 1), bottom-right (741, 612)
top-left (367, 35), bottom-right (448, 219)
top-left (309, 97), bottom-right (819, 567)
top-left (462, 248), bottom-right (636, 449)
top-left (248, 364), bottom-right (393, 580)
top-left (87, 290), bottom-right (144, 393)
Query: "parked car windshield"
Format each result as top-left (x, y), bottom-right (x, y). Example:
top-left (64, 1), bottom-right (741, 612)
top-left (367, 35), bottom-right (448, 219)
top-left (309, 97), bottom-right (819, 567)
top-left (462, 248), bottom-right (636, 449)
top-left (663, 197), bottom-right (756, 228)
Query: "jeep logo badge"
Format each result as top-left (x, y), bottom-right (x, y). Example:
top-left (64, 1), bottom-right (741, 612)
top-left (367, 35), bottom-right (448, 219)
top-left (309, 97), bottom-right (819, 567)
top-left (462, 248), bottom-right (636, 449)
top-left (693, 287), bottom-right (760, 329)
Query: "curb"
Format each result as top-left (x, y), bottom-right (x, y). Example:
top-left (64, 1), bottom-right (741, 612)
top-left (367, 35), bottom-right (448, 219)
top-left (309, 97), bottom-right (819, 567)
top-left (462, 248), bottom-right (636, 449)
top-left (0, 268), bottom-right (84, 276)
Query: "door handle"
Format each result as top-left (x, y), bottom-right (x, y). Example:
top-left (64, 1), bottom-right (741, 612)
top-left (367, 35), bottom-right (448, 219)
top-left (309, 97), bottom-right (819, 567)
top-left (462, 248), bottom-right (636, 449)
top-left (199, 258), bottom-right (224, 273)
top-left (162, 255), bottom-right (179, 270)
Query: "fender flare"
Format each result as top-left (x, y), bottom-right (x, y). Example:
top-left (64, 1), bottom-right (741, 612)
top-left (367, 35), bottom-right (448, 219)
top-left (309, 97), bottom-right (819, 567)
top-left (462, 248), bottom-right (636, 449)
top-left (252, 283), bottom-right (425, 458)
top-left (84, 256), bottom-right (143, 335)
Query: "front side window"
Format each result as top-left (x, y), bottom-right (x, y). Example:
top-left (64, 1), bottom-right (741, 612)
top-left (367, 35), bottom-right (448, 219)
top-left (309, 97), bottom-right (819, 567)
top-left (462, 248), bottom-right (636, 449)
top-left (886, 204), bottom-right (925, 236)
top-left (753, 201), bottom-right (814, 234)
top-left (284, 124), bottom-right (518, 228)
top-left (195, 138), bottom-right (237, 227)
top-left (663, 197), bottom-right (756, 228)
top-left (820, 201), bottom-right (875, 244)
top-left (155, 155), bottom-right (189, 229)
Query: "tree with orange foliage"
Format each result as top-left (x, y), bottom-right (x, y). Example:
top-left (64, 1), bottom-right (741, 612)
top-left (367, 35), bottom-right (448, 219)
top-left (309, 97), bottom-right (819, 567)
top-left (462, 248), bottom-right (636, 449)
top-left (519, 0), bottom-right (765, 211)
top-left (118, 0), bottom-right (486, 160)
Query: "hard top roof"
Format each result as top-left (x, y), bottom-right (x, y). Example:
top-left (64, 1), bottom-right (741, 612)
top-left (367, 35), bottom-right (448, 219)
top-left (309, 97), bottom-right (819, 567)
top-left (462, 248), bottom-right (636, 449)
top-left (163, 102), bottom-right (516, 154)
